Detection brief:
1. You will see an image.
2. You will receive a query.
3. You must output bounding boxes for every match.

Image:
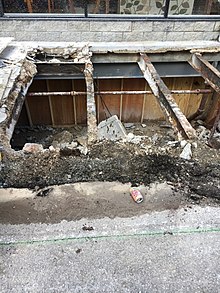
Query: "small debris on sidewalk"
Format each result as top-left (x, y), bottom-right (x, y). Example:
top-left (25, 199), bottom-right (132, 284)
top-left (36, 187), bottom-right (53, 197)
top-left (82, 225), bottom-right (94, 231)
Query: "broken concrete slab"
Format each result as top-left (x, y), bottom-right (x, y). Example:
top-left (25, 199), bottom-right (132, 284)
top-left (124, 123), bottom-right (135, 129)
top-left (126, 133), bottom-right (143, 144)
top-left (0, 37), bottom-right (14, 55)
top-left (0, 108), bottom-right (7, 124)
top-left (180, 143), bottom-right (192, 160)
top-left (98, 115), bottom-right (127, 141)
top-left (23, 143), bottom-right (44, 154)
top-left (52, 130), bottom-right (73, 146)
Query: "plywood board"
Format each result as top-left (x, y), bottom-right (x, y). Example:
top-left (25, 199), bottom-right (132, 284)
top-left (47, 79), bottom-right (74, 126)
top-left (187, 77), bottom-right (204, 117)
top-left (122, 78), bottom-right (144, 122)
top-left (27, 80), bottom-right (52, 125)
top-left (143, 82), bottom-right (164, 121)
top-left (73, 79), bottom-right (87, 125)
top-left (23, 77), bottom-right (208, 127)
top-left (170, 77), bottom-right (192, 116)
top-left (97, 79), bottom-right (121, 122)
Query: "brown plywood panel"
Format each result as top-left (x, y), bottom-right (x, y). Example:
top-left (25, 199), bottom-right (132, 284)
top-left (28, 79), bottom-right (47, 92)
top-left (73, 79), bottom-right (87, 125)
top-left (186, 77), bottom-right (205, 118)
top-left (169, 77), bottom-right (192, 116)
top-left (27, 96), bottom-right (52, 125)
top-left (26, 80), bottom-right (52, 125)
top-left (97, 79), bottom-right (121, 122)
top-left (143, 81), bottom-right (164, 121)
top-left (205, 94), bottom-right (220, 128)
top-left (47, 79), bottom-right (74, 126)
top-left (122, 78), bottom-right (144, 122)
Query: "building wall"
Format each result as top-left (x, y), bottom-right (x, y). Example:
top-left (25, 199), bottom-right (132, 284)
top-left (0, 19), bottom-right (219, 42)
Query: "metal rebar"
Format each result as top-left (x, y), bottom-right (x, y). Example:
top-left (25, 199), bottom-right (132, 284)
top-left (27, 89), bottom-right (213, 97)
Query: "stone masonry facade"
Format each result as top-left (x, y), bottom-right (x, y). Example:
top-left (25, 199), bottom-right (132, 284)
top-left (0, 19), bottom-right (219, 42)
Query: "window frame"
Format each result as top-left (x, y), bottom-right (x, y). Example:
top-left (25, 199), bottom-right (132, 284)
top-left (1, 0), bottom-right (220, 20)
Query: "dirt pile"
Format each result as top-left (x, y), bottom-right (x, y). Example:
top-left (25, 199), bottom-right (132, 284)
top-left (0, 139), bottom-right (219, 201)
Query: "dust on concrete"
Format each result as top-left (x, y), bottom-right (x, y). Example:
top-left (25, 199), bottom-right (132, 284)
top-left (0, 182), bottom-right (193, 224)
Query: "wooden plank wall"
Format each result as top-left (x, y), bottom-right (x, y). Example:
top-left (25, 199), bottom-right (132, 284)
top-left (18, 77), bottom-right (209, 126)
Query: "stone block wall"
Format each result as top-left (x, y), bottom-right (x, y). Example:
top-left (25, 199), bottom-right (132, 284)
top-left (0, 18), bottom-right (219, 42)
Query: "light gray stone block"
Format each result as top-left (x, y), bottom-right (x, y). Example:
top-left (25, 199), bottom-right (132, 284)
top-left (143, 32), bottom-right (166, 41)
top-left (15, 31), bottom-right (39, 41)
top-left (183, 32), bottom-right (204, 41)
top-left (68, 21), bottom-right (90, 32)
top-left (102, 32), bottom-right (123, 42)
top-left (36, 32), bottom-right (61, 42)
top-left (194, 22), bottom-right (215, 32)
top-left (132, 21), bottom-right (153, 32)
top-left (0, 20), bottom-right (25, 32)
top-left (90, 21), bottom-right (131, 32)
top-left (41, 21), bottom-right (68, 32)
top-left (173, 22), bottom-right (195, 32)
top-left (214, 21), bottom-right (220, 32)
top-left (202, 32), bottom-right (219, 41)
top-left (60, 31), bottom-right (81, 42)
top-left (81, 32), bottom-right (102, 42)
top-left (166, 32), bottom-right (185, 41)
top-left (123, 32), bottom-right (144, 41)
top-left (0, 31), bottom-right (16, 38)
top-left (153, 21), bottom-right (174, 32)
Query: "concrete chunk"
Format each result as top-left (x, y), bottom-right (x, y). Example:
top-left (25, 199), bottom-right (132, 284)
top-left (23, 143), bottom-right (44, 153)
top-left (180, 143), bottom-right (192, 160)
top-left (98, 115), bottom-right (127, 141)
top-left (0, 108), bottom-right (7, 124)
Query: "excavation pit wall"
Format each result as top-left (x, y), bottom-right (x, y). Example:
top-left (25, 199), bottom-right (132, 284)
top-left (0, 41), bottom-right (220, 195)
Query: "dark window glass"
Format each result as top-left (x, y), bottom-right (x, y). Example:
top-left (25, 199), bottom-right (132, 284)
top-left (2, 0), bottom-right (220, 15)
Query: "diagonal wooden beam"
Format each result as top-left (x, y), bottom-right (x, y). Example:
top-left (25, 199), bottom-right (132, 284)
top-left (189, 53), bottom-right (220, 94)
top-left (138, 53), bottom-right (197, 139)
top-left (84, 60), bottom-right (97, 144)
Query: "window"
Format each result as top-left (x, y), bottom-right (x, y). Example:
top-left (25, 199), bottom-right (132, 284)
top-left (1, 0), bottom-right (220, 16)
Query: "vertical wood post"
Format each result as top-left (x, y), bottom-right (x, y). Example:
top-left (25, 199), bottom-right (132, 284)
top-left (84, 61), bottom-right (97, 144)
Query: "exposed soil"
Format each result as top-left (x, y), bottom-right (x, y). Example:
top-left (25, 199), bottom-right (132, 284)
top-left (1, 122), bottom-right (219, 216)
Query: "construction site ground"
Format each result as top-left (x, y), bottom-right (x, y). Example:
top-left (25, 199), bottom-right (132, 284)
top-left (0, 182), bottom-right (220, 292)
top-left (0, 121), bottom-right (220, 292)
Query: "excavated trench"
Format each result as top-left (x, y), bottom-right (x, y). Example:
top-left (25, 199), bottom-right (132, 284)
top-left (0, 46), bottom-right (220, 210)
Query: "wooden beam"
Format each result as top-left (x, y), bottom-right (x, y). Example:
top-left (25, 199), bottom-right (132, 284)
top-left (189, 53), bottom-right (220, 94)
top-left (209, 106), bottom-right (220, 144)
top-left (25, 99), bottom-right (33, 127)
top-left (84, 60), bottom-right (97, 144)
top-left (141, 83), bottom-right (147, 123)
top-left (71, 80), bottom-right (77, 125)
top-left (138, 53), bottom-right (197, 139)
top-left (119, 79), bottom-right (123, 121)
top-left (46, 80), bottom-right (55, 127)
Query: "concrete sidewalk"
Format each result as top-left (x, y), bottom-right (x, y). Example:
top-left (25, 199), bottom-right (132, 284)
top-left (1, 205), bottom-right (220, 293)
